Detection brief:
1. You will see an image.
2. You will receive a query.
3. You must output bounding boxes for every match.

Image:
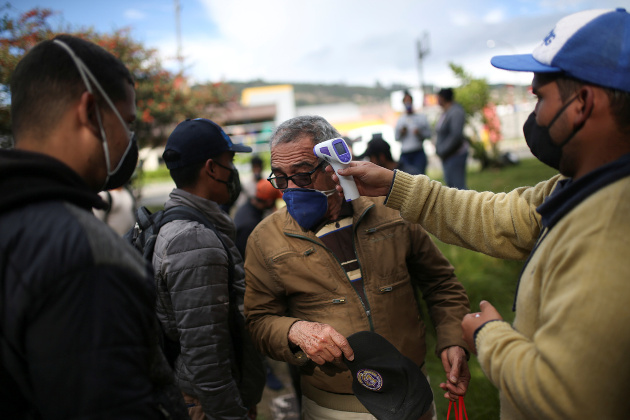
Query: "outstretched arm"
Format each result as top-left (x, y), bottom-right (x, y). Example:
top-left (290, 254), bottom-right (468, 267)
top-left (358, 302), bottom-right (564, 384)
top-left (325, 161), bottom-right (395, 198)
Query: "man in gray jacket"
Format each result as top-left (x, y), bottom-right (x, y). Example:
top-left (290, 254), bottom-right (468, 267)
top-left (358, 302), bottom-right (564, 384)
top-left (436, 88), bottom-right (468, 189)
top-left (154, 118), bottom-right (264, 419)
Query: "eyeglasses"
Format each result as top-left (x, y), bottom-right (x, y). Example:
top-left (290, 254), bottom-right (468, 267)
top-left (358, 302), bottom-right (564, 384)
top-left (267, 161), bottom-right (325, 189)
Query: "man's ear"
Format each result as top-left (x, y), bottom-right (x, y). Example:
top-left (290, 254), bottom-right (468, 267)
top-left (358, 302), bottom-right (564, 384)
top-left (204, 158), bottom-right (215, 176)
top-left (574, 85), bottom-right (595, 127)
top-left (77, 91), bottom-right (100, 137)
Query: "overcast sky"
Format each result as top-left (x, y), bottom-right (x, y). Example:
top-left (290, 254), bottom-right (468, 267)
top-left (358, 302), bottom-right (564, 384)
top-left (12, 0), bottom-right (626, 88)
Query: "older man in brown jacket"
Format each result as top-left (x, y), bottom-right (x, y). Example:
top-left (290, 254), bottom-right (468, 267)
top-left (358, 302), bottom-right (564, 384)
top-left (244, 115), bottom-right (470, 420)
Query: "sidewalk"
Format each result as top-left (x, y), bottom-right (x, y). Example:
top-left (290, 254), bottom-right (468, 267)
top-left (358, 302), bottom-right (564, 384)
top-left (257, 359), bottom-right (300, 420)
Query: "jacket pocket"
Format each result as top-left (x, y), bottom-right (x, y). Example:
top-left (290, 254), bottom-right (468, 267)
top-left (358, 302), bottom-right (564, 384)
top-left (371, 278), bottom-right (425, 343)
top-left (363, 219), bottom-right (406, 242)
top-left (290, 291), bottom-right (350, 322)
top-left (270, 247), bottom-right (341, 296)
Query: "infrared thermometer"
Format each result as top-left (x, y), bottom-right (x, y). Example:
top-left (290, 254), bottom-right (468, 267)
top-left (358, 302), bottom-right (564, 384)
top-left (313, 138), bottom-right (360, 201)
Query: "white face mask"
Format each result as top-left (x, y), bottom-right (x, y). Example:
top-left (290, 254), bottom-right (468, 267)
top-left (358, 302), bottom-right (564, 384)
top-left (53, 39), bottom-right (137, 190)
top-left (318, 188), bottom-right (338, 197)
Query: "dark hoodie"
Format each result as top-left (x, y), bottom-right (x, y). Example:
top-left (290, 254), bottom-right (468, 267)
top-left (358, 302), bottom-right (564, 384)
top-left (0, 149), bottom-right (184, 419)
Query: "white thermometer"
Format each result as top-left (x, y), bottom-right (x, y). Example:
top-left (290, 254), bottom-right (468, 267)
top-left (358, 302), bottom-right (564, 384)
top-left (313, 138), bottom-right (360, 201)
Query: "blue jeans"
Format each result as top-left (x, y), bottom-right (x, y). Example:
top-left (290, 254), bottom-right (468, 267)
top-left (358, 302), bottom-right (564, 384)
top-left (442, 151), bottom-right (467, 189)
top-left (399, 149), bottom-right (427, 175)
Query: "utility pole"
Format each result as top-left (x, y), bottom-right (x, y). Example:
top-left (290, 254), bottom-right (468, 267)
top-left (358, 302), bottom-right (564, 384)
top-left (174, 0), bottom-right (184, 75)
top-left (416, 32), bottom-right (430, 95)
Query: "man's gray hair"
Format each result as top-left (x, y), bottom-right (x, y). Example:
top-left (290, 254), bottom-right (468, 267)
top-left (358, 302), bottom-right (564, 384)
top-left (270, 115), bottom-right (342, 148)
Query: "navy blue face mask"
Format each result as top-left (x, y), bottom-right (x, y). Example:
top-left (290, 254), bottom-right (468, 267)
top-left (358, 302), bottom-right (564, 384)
top-left (282, 188), bottom-right (330, 230)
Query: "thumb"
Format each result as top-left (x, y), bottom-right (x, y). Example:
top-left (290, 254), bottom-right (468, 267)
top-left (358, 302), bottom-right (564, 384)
top-left (449, 358), bottom-right (460, 383)
top-left (479, 300), bottom-right (502, 319)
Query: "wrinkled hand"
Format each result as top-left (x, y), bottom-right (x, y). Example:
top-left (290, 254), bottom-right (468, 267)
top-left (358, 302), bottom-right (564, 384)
top-left (461, 300), bottom-right (503, 355)
top-left (325, 161), bottom-right (395, 198)
top-left (288, 321), bottom-right (354, 365)
top-left (438, 346), bottom-right (470, 401)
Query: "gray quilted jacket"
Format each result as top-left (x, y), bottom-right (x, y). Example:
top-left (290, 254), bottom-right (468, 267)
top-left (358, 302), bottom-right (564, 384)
top-left (153, 188), bottom-right (260, 419)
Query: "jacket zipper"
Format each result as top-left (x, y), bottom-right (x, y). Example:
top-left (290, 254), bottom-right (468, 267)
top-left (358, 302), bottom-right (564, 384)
top-left (352, 205), bottom-right (374, 331)
top-left (284, 204), bottom-right (376, 331)
top-left (513, 226), bottom-right (550, 311)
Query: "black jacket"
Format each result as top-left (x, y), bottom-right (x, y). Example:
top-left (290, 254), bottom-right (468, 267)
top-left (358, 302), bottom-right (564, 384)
top-left (0, 149), bottom-right (184, 419)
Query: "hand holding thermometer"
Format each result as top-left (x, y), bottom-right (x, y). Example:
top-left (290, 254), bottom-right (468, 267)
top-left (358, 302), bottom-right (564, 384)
top-left (313, 138), bottom-right (360, 201)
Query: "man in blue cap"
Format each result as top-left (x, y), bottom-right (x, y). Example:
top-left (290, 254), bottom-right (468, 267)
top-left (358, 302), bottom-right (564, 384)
top-left (329, 8), bottom-right (630, 419)
top-left (155, 118), bottom-right (264, 419)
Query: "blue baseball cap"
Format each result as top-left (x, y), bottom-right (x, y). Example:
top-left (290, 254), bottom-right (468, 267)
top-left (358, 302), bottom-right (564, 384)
top-left (163, 118), bottom-right (252, 169)
top-left (491, 8), bottom-right (630, 92)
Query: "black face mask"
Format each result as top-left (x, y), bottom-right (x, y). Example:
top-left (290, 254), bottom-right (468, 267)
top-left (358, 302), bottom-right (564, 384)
top-left (212, 161), bottom-right (242, 207)
top-left (523, 113), bottom-right (563, 170)
top-left (522, 95), bottom-right (583, 171)
top-left (103, 135), bottom-right (139, 190)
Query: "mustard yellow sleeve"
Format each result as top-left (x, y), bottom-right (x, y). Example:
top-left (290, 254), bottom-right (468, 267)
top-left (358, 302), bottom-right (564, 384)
top-left (385, 171), bottom-right (562, 260)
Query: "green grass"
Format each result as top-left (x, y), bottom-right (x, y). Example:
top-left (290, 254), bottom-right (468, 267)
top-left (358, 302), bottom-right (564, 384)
top-left (136, 166), bottom-right (171, 183)
top-left (421, 158), bottom-right (558, 419)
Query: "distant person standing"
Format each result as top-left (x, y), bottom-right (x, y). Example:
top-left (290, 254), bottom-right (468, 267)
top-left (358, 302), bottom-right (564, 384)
top-left (395, 91), bottom-right (432, 174)
top-left (234, 179), bottom-right (281, 258)
top-left (436, 88), bottom-right (468, 189)
top-left (360, 133), bottom-right (417, 174)
top-left (243, 154), bottom-right (264, 198)
top-left (232, 154), bottom-right (265, 216)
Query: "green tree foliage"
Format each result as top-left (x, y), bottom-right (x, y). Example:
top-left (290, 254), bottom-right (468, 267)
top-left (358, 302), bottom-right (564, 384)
top-left (0, 6), bottom-right (54, 135)
top-left (449, 62), bottom-right (506, 169)
top-left (0, 4), bottom-right (233, 147)
top-left (449, 63), bottom-right (490, 119)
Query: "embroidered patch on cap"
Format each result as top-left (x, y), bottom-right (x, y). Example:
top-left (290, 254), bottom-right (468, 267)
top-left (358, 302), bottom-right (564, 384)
top-left (357, 368), bottom-right (383, 391)
top-left (344, 331), bottom-right (433, 419)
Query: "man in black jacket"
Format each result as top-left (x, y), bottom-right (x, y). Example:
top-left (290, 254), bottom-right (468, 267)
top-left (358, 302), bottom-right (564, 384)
top-left (0, 35), bottom-right (186, 418)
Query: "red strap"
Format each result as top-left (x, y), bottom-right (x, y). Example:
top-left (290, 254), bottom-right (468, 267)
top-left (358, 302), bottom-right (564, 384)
top-left (447, 397), bottom-right (468, 420)
top-left (447, 400), bottom-right (458, 420)
top-left (459, 396), bottom-right (469, 420)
